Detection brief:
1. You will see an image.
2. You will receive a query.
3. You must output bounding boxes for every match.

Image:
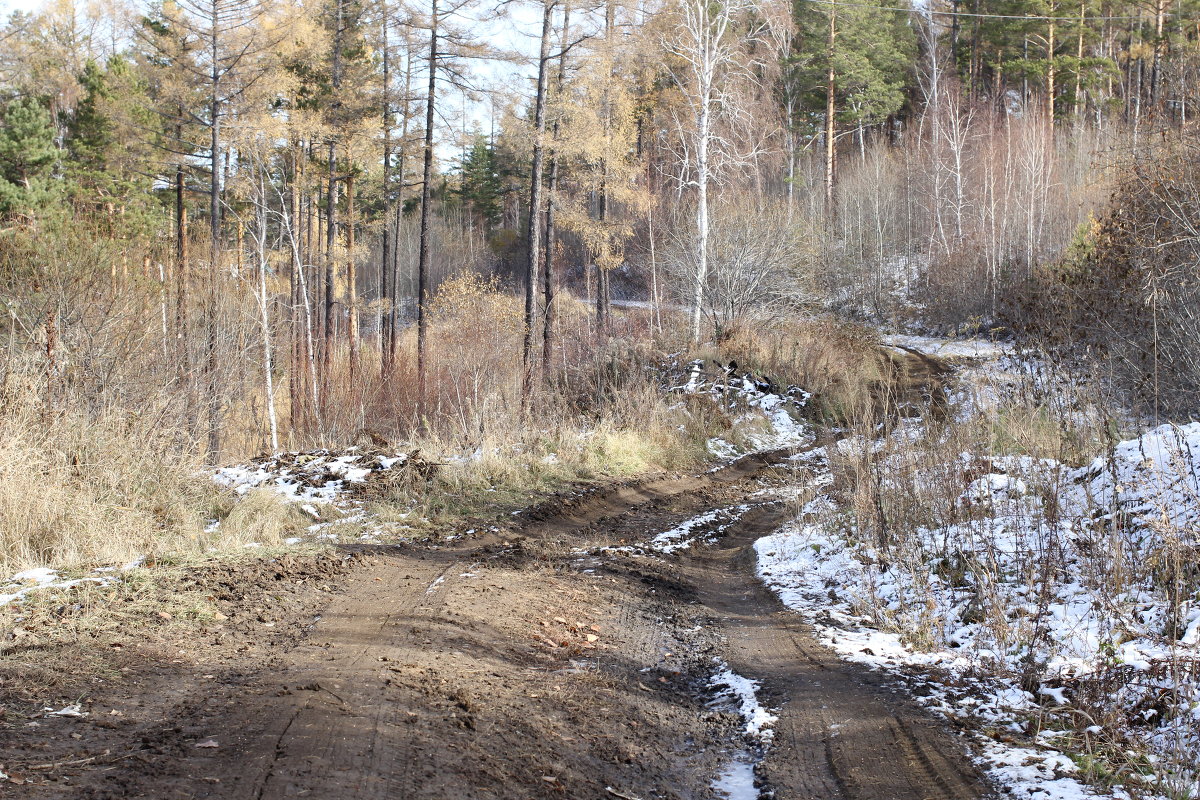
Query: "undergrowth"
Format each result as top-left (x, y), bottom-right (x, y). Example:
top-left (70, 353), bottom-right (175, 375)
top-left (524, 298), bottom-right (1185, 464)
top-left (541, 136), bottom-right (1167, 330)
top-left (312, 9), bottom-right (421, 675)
top-left (806, 348), bottom-right (1199, 797)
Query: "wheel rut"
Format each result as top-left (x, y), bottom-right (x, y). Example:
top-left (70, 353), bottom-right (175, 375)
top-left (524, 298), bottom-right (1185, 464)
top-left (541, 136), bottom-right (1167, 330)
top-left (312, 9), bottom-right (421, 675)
top-left (9, 444), bottom-right (988, 800)
top-left (678, 494), bottom-right (986, 800)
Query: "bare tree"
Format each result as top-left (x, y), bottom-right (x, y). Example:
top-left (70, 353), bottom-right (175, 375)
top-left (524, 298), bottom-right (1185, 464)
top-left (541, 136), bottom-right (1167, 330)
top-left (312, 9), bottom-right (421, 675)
top-left (662, 0), bottom-right (768, 345)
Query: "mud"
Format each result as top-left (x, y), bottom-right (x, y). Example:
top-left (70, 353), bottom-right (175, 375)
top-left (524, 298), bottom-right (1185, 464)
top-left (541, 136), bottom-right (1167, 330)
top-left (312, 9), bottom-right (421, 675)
top-left (1, 448), bottom-right (986, 800)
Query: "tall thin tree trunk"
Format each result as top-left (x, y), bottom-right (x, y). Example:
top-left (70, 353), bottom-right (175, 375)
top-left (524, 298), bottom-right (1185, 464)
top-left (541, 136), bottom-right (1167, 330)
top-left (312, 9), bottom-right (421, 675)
top-left (417, 0), bottom-right (438, 411)
top-left (1151, 0), bottom-right (1166, 107)
top-left (256, 170), bottom-right (279, 452)
top-left (824, 5), bottom-right (837, 218)
top-left (380, 2), bottom-right (393, 379)
top-left (389, 29), bottom-right (415, 372)
top-left (595, 0), bottom-right (615, 335)
top-left (324, 0), bottom-right (344, 397)
top-left (523, 0), bottom-right (554, 397)
top-left (175, 142), bottom-right (196, 441)
top-left (324, 142), bottom-right (337, 388)
top-left (1074, 0), bottom-right (1086, 118)
top-left (1046, 16), bottom-right (1057, 132)
top-left (206, 5), bottom-right (222, 461)
top-left (346, 173), bottom-right (359, 379)
top-left (689, 71), bottom-right (710, 346)
top-left (541, 1), bottom-right (569, 380)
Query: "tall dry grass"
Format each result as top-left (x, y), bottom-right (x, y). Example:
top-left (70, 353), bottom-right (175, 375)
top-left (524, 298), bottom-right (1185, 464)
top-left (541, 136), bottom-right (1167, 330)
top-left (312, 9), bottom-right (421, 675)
top-left (809, 353), bottom-right (1200, 795)
top-left (0, 357), bottom-right (312, 572)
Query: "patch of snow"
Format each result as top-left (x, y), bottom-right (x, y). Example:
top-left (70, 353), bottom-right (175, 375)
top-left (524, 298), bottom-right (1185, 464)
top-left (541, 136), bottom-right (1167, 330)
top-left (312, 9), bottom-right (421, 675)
top-left (755, 417), bottom-right (1200, 798)
top-left (882, 334), bottom-right (1011, 359)
top-left (12, 568), bottom-right (58, 585)
top-left (672, 359), bottom-right (813, 460)
top-left (709, 664), bottom-right (778, 742)
top-left (0, 571), bottom-right (118, 609)
top-left (649, 506), bottom-right (750, 554)
top-left (44, 704), bottom-right (88, 718)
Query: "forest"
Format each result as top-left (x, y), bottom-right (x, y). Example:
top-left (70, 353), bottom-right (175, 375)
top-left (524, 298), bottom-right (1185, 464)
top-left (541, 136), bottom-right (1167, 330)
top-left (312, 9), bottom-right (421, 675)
top-left (2, 0), bottom-right (1200, 796)
top-left (2, 0), bottom-right (1198, 460)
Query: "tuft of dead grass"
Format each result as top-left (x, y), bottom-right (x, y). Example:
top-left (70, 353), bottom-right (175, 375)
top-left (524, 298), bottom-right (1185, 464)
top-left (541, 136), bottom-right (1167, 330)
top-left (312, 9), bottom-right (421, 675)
top-left (0, 372), bottom-right (312, 573)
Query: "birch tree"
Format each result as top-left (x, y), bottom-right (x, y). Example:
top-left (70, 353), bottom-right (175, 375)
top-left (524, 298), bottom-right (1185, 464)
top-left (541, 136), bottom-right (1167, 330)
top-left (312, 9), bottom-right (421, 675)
top-left (662, 0), bottom-right (765, 345)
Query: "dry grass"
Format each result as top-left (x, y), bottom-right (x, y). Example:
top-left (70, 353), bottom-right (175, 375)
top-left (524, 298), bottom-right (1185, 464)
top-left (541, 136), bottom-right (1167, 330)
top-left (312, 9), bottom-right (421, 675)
top-left (713, 318), bottom-right (895, 425)
top-left (0, 371), bottom-right (312, 573)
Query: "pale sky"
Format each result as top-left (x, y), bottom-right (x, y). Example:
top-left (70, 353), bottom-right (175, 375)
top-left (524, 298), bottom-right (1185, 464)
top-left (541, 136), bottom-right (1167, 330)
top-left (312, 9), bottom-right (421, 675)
top-left (0, 0), bottom-right (44, 14)
top-left (0, 0), bottom-right (583, 161)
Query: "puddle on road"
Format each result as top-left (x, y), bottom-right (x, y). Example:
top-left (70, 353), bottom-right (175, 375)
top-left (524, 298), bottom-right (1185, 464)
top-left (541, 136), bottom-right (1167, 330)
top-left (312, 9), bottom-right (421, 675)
top-left (713, 754), bottom-right (759, 800)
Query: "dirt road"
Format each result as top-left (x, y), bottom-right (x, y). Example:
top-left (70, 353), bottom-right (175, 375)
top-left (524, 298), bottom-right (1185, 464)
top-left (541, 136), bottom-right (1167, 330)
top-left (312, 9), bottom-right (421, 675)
top-left (3, 448), bottom-right (987, 800)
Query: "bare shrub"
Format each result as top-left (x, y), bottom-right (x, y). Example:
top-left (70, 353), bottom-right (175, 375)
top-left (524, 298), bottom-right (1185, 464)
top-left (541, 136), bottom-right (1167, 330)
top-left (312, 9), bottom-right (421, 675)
top-left (660, 197), bottom-right (817, 340)
top-left (1014, 132), bottom-right (1200, 419)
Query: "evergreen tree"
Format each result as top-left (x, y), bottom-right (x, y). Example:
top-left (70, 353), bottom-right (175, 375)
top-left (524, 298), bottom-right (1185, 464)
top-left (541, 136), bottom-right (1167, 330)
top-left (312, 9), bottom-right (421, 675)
top-left (66, 57), bottom-right (160, 227)
top-left (0, 97), bottom-right (59, 215)
top-left (786, 0), bottom-right (915, 201)
top-left (454, 135), bottom-right (503, 228)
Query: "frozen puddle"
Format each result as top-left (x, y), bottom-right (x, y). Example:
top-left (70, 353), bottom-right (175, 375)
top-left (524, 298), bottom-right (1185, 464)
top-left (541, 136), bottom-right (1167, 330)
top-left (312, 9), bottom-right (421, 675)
top-left (708, 663), bottom-right (775, 800)
top-left (714, 755), bottom-right (759, 800)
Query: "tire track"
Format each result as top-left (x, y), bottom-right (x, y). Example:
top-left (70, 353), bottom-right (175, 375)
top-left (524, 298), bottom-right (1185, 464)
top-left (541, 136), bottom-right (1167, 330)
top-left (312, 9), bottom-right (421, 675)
top-left (679, 496), bottom-right (987, 800)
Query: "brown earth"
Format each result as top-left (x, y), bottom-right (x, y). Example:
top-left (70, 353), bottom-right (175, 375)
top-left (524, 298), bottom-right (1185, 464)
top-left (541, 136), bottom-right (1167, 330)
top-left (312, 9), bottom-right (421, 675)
top-left (0, 440), bottom-right (989, 800)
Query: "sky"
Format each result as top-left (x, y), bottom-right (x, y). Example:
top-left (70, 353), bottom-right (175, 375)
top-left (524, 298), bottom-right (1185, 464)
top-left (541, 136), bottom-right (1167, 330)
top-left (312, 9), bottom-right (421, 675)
top-left (0, 0), bottom-right (550, 157)
top-left (0, 0), bottom-right (42, 14)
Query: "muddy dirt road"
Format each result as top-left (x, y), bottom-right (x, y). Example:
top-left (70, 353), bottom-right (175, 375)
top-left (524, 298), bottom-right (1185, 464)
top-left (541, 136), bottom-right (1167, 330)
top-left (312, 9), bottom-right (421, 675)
top-left (3, 448), bottom-right (988, 800)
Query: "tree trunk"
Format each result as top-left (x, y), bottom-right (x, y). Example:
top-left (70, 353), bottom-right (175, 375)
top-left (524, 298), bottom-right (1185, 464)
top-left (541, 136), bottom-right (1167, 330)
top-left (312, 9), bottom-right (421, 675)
top-left (324, 140), bottom-right (337, 388)
top-left (289, 145), bottom-right (303, 431)
top-left (417, 0), bottom-right (438, 411)
top-left (596, 0), bottom-right (615, 335)
top-left (380, 1), bottom-right (392, 380)
top-left (824, 5), bottom-right (837, 218)
top-left (346, 172), bottom-right (359, 379)
top-left (522, 0), bottom-right (554, 398)
top-left (206, 7), bottom-right (222, 461)
top-left (256, 170), bottom-right (279, 453)
top-left (174, 144), bottom-right (196, 441)
top-left (542, 1), bottom-right (569, 380)
top-left (390, 28), bottom-right (415, 374)
top-left (1046, 17), bottom-right (1057, 131)
top-left (689, 74), bottom-right (710, 347)
top-left (1151, 0), bottom-right (1165, 107)
top-left (324, 0), bottom-right (344, 397)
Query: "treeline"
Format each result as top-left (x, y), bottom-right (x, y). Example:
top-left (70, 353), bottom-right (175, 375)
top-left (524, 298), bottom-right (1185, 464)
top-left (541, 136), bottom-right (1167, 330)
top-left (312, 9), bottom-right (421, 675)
top-left (1, 0), bottom-right (1198, 456)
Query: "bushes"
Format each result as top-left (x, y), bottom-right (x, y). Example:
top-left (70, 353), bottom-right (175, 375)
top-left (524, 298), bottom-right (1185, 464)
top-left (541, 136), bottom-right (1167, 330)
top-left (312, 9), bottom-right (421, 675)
top-left (1012, 134), bottom-right (1200, 418)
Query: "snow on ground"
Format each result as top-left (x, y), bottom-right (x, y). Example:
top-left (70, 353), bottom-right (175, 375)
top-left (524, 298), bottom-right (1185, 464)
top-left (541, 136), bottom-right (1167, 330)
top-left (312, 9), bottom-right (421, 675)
top-left (708, 662), bottom-right (778, 800)
top-left (598, 505), bottom-right (753, 557)
top-left (211, 448), bottom-right (430, 548)
top-left (649, 505), bottom-right (751, 554)
top-left (882, 333), bottom-right (1012, 359)
top-left (670, 359), bottom-right (813, 458)
top-left (0, 565), bottom-right (134, 610)
top-left (755, 416), bottom-right (1200, 797)
top-left (708, 664), bottom-right (778, 741)
top-left (213, 449), bottom-right (409, 504)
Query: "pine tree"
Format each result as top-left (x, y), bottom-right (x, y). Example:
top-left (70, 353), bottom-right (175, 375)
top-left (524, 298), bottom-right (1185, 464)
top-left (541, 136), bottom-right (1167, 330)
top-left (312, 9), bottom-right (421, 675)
top-left (786, 0), bottom-right (915, 204)
top-left (455, 135), bottom-right (503, 227)
top-left (0, 97), bottom-right (59, 215)
top-left (66, 57), bottom-right (160, 229)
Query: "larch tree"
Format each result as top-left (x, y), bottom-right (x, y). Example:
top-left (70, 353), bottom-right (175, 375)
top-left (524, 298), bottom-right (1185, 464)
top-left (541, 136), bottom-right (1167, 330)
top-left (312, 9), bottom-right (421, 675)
top-left (147, 0), bottom-right (283, 458)
top-left (555, 0), bottom-right (649, 338)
